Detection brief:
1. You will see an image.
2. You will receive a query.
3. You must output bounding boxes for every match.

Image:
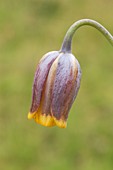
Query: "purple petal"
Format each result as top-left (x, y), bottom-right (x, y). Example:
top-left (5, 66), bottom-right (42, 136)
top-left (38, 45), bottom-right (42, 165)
top-left (51, 53), bottom-right (81, 122)
top-left (30, 51), bottom-right (59, 113)
top-left (42, 55), bottom-right (60, 116)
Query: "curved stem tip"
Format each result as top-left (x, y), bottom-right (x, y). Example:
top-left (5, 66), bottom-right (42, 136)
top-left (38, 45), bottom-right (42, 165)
top-left (60, 19), bottom-right (113, 53)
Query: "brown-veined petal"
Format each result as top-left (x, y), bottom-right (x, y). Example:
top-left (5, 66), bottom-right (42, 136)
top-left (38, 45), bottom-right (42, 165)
top-left (30, 55), bottom-right (61, 127)
top-left (71, 59), bottom-right (81, 102)
top-left (51, 53), bottom-right (81, 128)
top-left (42, 55), bottom-right (61, 117)
top-left (28, 51), bottom-right (59, 119)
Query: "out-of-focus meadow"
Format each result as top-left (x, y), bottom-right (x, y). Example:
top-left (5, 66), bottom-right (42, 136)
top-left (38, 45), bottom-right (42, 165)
top-left (0, 0), bottom-right (113, 169)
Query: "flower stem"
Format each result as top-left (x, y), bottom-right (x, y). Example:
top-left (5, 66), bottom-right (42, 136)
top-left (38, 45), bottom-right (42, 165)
top-left (60, 19), bottom-right (113, 53)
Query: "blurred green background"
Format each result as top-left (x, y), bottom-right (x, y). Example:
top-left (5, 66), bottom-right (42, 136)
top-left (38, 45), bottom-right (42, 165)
top-left (0, 0), bottom-right (113, 170)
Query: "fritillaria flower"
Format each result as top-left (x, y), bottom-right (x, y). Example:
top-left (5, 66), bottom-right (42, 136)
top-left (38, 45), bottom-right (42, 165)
top-left (28, 51), bottom-right (81, 128)
top-left (28, 19), bottom-right (113, 128)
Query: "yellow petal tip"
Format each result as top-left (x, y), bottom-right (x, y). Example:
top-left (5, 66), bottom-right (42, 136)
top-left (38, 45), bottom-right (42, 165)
top-left (54, 118), bottom-right (67, 128)
top-left (27, 112), bottom-right (35, 119)
top-left (35, 114), bottom-right (55, 127)
top-left (28, 111), bottom-right (67, 128)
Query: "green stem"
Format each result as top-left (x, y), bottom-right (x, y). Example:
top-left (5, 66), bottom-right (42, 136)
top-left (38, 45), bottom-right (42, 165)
top-left (60, 19), bottom-right (113, 53)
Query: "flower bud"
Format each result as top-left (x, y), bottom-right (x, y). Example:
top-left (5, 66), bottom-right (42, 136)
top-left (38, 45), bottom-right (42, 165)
top-left (28, 51), bottom-right (81, 128)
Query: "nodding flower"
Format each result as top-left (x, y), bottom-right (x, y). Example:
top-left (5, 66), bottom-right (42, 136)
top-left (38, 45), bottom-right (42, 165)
top-left (28, 19), bottom-right (113, 128)
top-left (28, 51), bottom-right (81, 128)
